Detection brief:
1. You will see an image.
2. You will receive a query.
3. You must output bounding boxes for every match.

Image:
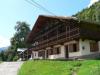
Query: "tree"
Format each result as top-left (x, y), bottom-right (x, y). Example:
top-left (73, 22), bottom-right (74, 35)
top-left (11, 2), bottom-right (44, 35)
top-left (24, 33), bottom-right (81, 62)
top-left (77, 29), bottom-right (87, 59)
top-left (11, 21), bottom-right (30, 51)
top-left (9, 21), bottom-right (30, 61)
top-left (0, 21), bottom-right (30, 61)
top-left (0, 51), bottom-right (5, 61)
top-left (73, 1), bottom-right (100, 23)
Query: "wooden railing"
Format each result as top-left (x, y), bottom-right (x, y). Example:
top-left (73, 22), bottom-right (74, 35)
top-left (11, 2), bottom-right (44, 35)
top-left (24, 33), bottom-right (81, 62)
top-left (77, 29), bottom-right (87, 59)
top-left (32, 28), bottom-right (80, 50)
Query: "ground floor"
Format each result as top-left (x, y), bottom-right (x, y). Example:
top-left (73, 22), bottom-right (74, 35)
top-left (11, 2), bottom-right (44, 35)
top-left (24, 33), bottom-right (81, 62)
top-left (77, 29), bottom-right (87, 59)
top-left (31, 39), bottom-right (100, 59)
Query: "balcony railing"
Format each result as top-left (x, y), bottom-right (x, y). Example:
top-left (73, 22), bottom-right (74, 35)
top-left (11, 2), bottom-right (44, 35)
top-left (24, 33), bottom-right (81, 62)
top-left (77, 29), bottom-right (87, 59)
top-left (32, 28), bottom-right (80, 50)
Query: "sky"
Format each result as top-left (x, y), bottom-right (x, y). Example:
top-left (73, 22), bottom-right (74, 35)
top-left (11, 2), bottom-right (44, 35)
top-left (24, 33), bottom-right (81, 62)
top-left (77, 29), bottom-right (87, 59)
top-left (88, 0), bottom-right (99, 7)
top-left (0, 0), bottom-right (98, 47)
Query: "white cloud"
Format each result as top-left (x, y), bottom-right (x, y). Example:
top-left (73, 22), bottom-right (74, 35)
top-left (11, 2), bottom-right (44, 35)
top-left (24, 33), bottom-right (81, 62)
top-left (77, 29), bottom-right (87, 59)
top-left (0, 36), bottom-right (10, 48)
top-left (88, 0), bottom-right (99, 7)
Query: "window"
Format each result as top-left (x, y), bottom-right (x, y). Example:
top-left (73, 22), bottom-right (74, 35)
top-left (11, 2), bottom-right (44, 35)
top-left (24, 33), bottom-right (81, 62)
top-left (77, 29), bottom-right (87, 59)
top-left (53, 47), bottom-right (61, 54)
top-left (56, 47), bottom-right (60, 54)
top-left (38, 51), bottom-right (42, 57)
top-left (46, 50), bottom-right (48, 58)
top-left (69, 43), bottom-right (79, 52)
top-left (73, 44), bottom-right (77, 52)
top-left (35, 53), bottom-right (36, 56)
top-left (49, 49), bottom-right (53, 55)
top-left (38, 51), bottom-right (45, 58)
top-left (90, 42), bottom-right (98, 52)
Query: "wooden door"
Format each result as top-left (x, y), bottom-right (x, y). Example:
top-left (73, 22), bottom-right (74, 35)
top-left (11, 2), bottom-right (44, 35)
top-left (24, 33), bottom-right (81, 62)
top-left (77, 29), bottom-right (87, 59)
top-left (65, 45), bottom-right (69, 58)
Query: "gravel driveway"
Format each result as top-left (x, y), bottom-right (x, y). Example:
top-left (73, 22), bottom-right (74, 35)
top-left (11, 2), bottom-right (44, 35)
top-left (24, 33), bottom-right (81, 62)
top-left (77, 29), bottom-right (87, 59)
top-left (0, 62), bottom-right (23, 75)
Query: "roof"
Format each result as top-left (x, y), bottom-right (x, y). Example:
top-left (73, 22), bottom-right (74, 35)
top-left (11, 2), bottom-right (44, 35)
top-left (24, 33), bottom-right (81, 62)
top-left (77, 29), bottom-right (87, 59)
top-left (39, 15), bottom-right (78, 20)
top-left (26, 15), bottom-right (100, 43)
top-left (17, 48), bottom-right (27, 52)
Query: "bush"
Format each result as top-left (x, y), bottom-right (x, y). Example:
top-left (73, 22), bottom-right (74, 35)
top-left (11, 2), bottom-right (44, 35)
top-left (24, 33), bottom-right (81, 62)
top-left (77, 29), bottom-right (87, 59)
top-left (13, 55), bottom-right (19, 61)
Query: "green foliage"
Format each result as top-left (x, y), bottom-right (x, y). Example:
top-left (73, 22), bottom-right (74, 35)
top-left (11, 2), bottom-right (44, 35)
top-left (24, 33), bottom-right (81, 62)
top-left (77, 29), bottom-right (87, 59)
top-left (11, 21), bottom-right (30, 50)
top-left (77, 60), bottom-right (100, 75)
top-left (18, 60), bottom-right (73, 75)
top-left (18, 60), bottom-right (100, 75)
top-left (0, 46), bottom-right (16, 61)
top-left (73, 1), bottom-right (100, 23)
top-left (0, 21), bottom-right (30, 61)
top-left (0, 51), bottom-right (5, 61)
top-left (13, 55), bottom-right (19, 61)
top-left (9, 21), bottom-right (30, 61)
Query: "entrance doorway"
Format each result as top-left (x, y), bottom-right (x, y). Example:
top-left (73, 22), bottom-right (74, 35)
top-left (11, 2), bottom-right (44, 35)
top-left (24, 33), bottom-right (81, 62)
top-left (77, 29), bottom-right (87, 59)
top-left (65, 45), bottom-right (69, 58)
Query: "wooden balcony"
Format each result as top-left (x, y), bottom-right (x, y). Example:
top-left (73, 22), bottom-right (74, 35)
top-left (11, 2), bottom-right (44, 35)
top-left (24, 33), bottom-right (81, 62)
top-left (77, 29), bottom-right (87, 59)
top-left (32, 28), bottom-right (80, 51)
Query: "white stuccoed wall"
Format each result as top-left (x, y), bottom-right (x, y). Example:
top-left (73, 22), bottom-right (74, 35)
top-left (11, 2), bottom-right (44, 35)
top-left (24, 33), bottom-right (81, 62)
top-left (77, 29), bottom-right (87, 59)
top-left (49, 40), bottom-right (82, 59)
top-left (79, 39), bottom-right (100, 56)
top-left (64, 40), bottom-right (81, 58)
top-left (69, 52), bottom-right (81, 57)
top-left (32, 40), bottom-right (100, 59)
top-left (48, 45), bottom-right (65, 59)
top-left (60, 45), bottom-right (66, 58)
top-left (79, 39), bottom-right (91, 56)
top-left (98, 41), bottom-right (100, 52)
top-left (48, 41), bottom-right (82, 59)
top-left (32, 51), bottom-right (39, 59)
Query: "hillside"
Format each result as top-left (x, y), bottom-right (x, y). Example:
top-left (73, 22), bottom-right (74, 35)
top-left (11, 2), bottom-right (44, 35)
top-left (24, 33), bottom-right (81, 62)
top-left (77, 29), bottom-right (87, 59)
top-left (0, 47), bottom-right (8, 52)
top-left (18, 60), bottom-right (100, 75)
top-left (73, 1), bottom-right (100, 23)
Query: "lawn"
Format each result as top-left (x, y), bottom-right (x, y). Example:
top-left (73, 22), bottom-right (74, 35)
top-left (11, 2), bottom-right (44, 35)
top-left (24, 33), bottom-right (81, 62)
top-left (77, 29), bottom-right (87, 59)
top-left (18, 60), bottom-right (100, 75)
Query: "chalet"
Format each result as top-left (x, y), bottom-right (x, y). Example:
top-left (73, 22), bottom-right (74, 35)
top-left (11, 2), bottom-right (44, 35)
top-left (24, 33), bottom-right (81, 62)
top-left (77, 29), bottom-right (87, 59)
top-left (27, 15), bottom-right (100, 59)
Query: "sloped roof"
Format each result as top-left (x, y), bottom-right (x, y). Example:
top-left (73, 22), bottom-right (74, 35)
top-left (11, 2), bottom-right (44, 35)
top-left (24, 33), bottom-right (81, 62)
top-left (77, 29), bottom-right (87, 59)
top-left (26, 15), bottom-right (100, 43)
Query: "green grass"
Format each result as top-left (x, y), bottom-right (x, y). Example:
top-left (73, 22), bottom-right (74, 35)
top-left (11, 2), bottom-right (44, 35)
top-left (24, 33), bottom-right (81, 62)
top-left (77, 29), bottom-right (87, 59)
top-left (18, 60), bottom-right (100, 75)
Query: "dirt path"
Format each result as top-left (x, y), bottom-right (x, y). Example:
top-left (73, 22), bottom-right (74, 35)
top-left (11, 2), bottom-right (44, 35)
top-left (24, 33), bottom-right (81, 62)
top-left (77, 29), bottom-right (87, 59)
top-left (0, 62), bottom-right (23, 75)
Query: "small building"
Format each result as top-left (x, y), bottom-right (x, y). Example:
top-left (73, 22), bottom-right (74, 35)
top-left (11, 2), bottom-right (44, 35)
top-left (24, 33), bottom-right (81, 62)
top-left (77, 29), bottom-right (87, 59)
top-left (17, 48), bottom-right (32, 60)
top-left (26, 15), bottom-right (100, 59)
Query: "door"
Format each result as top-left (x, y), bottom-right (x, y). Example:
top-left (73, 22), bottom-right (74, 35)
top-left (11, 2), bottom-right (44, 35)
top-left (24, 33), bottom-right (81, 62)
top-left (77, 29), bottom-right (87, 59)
top-left (65, 45), bottom-right (69, 58)
top-left (41, 51), bottom-right (45, 59)
top-left (46, 50), bottom-right (49, 58)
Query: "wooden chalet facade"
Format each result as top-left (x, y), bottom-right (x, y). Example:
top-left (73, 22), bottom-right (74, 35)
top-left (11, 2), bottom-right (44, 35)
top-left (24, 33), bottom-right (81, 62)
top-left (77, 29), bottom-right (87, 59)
top-left (27, 15), bottom-right (100, 59)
